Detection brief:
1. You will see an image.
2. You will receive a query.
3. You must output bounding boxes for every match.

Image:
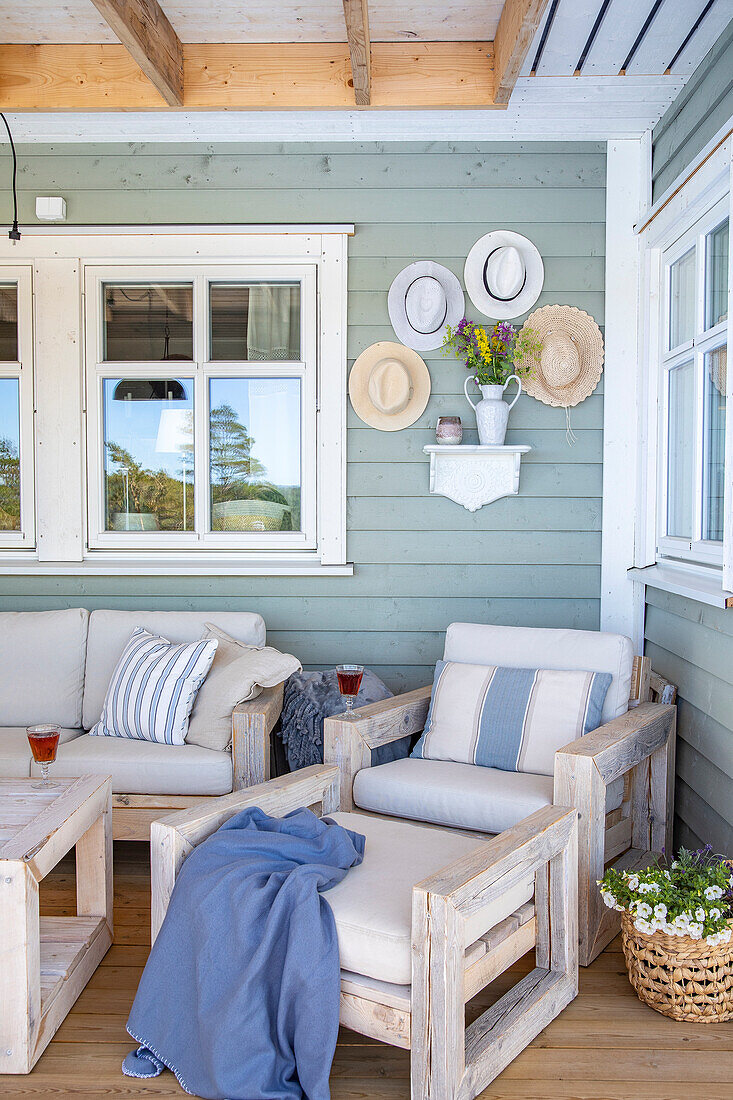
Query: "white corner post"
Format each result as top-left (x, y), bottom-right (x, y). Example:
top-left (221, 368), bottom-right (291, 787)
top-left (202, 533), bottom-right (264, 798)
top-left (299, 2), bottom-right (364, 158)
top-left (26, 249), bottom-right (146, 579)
top-left (601, 138), bottom-right (648, 650)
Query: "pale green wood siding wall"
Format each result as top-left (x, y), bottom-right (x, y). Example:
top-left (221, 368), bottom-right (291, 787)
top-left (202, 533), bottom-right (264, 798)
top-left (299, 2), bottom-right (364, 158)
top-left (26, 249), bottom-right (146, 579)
top-left (652, 22), bottom-right (733, 201)
top-left (644, 590), bottom-right (733, 853)
top-left (650, 30), bottom-right (733, 851)
top-left (0, 141), bottom-right (606, 692)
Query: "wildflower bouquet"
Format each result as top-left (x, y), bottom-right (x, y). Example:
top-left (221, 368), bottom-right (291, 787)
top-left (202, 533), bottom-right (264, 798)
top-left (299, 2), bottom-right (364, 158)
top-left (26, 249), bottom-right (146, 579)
top-left (598, 846), bottom-right (733, 947)
top-left (442, 317), bottom-right (541, 387)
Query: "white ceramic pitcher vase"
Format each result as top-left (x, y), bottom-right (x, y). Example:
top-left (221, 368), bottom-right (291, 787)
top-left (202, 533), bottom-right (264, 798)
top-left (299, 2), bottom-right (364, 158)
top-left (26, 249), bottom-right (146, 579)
top-left (463, 375), bottom-right (522, 445)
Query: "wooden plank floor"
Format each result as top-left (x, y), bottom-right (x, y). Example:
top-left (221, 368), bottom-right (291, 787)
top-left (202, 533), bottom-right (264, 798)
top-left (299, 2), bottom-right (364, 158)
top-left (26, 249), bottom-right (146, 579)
top-left (2, 841), bottom-right (732, 1099)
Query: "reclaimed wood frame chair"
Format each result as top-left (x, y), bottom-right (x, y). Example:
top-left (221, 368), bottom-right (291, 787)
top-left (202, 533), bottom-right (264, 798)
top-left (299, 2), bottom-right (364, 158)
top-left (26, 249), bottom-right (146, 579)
top-left (323, 655), bottom-right (677, 967)
top-left (151, 765), bottom-right (579, 1100)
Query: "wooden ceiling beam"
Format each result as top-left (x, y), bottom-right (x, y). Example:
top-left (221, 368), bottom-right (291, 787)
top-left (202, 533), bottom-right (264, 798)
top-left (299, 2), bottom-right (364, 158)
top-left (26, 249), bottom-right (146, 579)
top-left (0, 42), bottom-right (496, 110)
top-left (88, 0), bottom-right (184, 106)
top-left (342, 0), bottom-right (371, 106)
top-left (494, 0), bottom-right (551, 104)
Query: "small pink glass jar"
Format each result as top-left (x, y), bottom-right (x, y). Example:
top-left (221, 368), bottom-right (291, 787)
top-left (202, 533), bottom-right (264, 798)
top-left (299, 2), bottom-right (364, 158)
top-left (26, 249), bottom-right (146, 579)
top-left (435, 416), bottom-right (462, 445)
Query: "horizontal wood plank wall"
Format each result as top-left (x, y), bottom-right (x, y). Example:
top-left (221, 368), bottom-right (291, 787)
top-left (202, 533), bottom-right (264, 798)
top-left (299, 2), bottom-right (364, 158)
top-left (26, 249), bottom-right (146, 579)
top-left (0, 140), bottom-right (606, 693)
top-left (651, 22), bottom-right (733, 202)
top-left (644, 588), bottom-right (733, 854)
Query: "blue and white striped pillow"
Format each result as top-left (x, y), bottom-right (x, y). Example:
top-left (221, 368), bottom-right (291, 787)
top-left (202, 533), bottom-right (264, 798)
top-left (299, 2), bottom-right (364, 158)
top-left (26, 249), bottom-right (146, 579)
top-left (412, 660), bottom-right (612, 776)
top-left (89, 628), bottom-right (218, 746)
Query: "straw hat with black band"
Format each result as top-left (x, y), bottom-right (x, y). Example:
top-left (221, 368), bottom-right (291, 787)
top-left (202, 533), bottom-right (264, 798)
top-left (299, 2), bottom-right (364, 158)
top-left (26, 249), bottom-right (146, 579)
top-left (349, 341), bottom-right (431, 431)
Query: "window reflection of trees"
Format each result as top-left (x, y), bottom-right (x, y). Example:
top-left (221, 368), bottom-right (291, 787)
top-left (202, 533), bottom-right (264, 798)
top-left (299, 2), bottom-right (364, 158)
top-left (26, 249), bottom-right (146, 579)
top-left (0, 436), bottom-right (19, 530)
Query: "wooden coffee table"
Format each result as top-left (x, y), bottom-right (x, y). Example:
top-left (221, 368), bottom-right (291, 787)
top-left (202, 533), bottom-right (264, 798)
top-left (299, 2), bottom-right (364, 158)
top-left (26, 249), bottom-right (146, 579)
top-left (0, 774), bottom-right (113, 1074)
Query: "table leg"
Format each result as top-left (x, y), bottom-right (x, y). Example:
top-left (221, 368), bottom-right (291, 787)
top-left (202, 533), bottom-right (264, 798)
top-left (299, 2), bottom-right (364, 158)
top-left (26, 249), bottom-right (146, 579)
top-left (0, 861), bottom-right (40, 1074)
top-left (75, 787), bottom-right (113, 937)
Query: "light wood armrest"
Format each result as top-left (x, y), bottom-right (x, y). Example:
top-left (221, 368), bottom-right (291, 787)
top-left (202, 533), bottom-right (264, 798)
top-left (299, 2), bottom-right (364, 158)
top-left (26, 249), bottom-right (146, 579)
top-left (324, 685), bottom-right (432, 810)
top-left (150, 764), bottom-right (339, 944)
top-left (554, 701), bottom-right (676, 785)
top-left (231, 682), bottom-right (285, 790)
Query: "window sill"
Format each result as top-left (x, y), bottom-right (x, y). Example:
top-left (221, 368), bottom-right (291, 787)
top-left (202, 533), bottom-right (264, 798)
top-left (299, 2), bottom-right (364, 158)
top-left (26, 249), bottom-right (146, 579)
top-left (628, 563), bottom-right (733, 609)
top-left (0, 555), bottom-right (354, 577)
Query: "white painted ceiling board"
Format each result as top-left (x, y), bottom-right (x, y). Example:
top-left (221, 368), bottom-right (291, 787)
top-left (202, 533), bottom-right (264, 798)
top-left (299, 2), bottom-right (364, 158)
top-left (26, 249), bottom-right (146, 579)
top-left (0, 0), bottom-right (502, 43)
top-left (0, 77), bottom-right (684, 143)
top-left (670, 0), bottom-right (733, 74)
top-left (581, 0), bottom-right (655, 76)
top-left (625, 0), bottom-right (709, 75)
top-left (535, 0), bottom-right (599, 76)
top-left (520, 1), bottom-right (554, 75)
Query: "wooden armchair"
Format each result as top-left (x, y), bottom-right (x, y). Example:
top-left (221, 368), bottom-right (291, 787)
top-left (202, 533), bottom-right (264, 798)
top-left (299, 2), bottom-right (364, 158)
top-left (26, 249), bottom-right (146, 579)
top-left (324, 656), bottom-right (676, 966)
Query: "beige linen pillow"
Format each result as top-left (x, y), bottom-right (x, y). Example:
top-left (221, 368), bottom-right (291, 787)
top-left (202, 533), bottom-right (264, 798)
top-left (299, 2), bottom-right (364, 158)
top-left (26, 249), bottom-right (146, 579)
top-left (185, 623), bottom-right (301, 751)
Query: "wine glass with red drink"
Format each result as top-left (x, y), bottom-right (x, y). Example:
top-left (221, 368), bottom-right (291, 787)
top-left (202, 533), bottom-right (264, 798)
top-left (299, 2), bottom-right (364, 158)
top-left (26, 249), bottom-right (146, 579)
top-left (27, 725), bottom-right (60, 789)
top-left (336, 664), bottom-right (364, 719)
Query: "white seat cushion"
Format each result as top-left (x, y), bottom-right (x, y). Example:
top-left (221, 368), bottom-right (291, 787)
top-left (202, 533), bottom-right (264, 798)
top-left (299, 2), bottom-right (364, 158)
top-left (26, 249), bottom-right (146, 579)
top-left (353, 758), bottom-right (554, 835)
top-left (0, 727), bottom-right (84, 778)
top-left (443, 623), bottom-right (634, 724)
top-left (35, 733), bottom-right (232, 795)
top-left (325, 812), bottom-right (534, 986)
top-left (0, 609), bottom-right (89, 728)
top-left (82, 610), bottom-right (266, 730)
top-left (354, 758), bottom-right (626, 834)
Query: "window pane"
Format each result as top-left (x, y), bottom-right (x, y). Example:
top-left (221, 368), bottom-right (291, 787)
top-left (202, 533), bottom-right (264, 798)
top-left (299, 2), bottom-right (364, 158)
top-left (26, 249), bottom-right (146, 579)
top-left (669, 248), bottom-right (696, 349)
top-left (0, 286), bottom-right (18, 361)
top-left (706, 219), bottom-right (729, 330)
top-left (703, 347), bottom-right (726, 542)
top-left (209, 283), bottom-right (300, 361)
top-left (103, 378), bottom-right (194, 532)
top-left (209, 378), bottom-right (301, 532)
top-left (666, 361), bottom-right (695, 539)
top-left (0, 378), bottom-right (20, 530)
top-left (103, 284), bottom-right (193, 362)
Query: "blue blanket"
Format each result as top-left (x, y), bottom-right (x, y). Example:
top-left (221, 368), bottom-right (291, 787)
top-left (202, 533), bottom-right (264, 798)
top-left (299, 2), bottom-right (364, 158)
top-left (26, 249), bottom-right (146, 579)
top-left (123, 807), bottom-right (365, 1100)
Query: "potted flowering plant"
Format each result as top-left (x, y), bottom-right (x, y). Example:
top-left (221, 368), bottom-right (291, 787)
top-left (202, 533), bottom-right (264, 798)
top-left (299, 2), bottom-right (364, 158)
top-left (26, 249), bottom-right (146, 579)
top-left (443, 318), bottom-right (541, 444)
top-left (598, 847), bottom-right (733, 1022)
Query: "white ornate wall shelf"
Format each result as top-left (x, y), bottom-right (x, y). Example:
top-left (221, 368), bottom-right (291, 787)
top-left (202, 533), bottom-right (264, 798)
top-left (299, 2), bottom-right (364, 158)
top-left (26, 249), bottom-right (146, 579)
top-left (423, 445), bottom-right (531, 512)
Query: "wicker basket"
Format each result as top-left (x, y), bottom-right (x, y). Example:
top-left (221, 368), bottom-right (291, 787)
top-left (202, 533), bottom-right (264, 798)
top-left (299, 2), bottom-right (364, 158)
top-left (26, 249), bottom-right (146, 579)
top-left (621, 911), bottom-right (733, 1022)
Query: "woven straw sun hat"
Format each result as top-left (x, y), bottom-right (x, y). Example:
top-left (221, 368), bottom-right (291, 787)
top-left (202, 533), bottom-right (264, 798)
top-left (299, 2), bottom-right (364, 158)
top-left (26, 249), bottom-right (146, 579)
top-left (464, 230), bottom-right (544, 319)
top-left (388, 261), bottom-right (465, 351)
top-left (517, 305), bottom-right (604, 407)
top-left (349, 341), bottom-right (431, 431)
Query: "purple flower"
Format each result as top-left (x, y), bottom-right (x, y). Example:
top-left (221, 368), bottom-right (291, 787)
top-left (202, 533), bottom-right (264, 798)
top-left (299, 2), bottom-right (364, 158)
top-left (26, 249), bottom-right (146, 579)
top-left (456, 317), bottom-right (468, 333)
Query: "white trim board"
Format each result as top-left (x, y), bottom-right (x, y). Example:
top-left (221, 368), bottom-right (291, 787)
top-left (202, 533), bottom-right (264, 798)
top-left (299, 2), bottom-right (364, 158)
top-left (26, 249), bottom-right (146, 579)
top-left (0, 77), bottom-right (685, 144)
top-left (601, 138), bottom-right (647, 651)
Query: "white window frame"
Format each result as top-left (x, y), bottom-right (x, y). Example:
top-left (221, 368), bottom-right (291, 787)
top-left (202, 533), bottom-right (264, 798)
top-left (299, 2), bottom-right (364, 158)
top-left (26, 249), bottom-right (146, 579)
top-left (0, 227), bottom-right (351, 575)
top-left (84, 263), bottom-right (318, 553)
top-left (634, 135), bottom-right (733, 602)
top-left (0, 265), bottom-right (34, 550)
top-left (656, 195), bottom-right (729, 567)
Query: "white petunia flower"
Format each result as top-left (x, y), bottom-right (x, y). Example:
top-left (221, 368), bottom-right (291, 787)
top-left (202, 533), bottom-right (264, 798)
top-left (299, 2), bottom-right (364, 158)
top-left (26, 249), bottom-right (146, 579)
top-left (627, 874), bottom-right (640, 891)
top-left (601, 890), bottom-right (618, 910)
top-left (636, 902), bottom-right (653, 919)
top-left (695, 907), bottom-right (706, 922)
top-left (654, 904), bottom-right (667, 919)
top-left (688, 922), bottom-right (703, 939)
top-left (704, 885), bottom-right (724, 900)
top-left (709, 907), bottom-right (722, 920)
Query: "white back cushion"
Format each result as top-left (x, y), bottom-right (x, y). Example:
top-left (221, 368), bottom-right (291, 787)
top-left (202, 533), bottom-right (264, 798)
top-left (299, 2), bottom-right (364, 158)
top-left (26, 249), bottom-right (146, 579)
top-left (0, 609), bottom-right (88, 727)
top-left (82, 610), bottom-right (265, 730)
top-left (443, 622), bottom-right (634, 725)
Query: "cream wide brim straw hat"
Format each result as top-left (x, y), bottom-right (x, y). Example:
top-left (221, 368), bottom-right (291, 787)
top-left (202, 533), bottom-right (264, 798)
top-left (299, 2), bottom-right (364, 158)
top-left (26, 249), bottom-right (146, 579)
top-left (517, 305), bottom-right (604, 408)
top-left (349, 341), bottom-right (431, 431)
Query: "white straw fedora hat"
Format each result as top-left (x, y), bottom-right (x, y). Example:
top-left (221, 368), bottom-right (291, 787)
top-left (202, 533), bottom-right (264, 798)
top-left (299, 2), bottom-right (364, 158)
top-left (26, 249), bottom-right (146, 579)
top-left (388, 261), bottom-right (465, 351)
top-left (464, 230), bottom-right (544, 319)
top-left (349, 341), bottom-right (431, 431)
top-left (517, 305), bottom-right (604, 407)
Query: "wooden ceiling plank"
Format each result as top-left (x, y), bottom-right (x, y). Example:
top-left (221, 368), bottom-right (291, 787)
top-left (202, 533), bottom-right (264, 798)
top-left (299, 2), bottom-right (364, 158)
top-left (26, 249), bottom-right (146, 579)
top-left (669, 0), bottom-right (733, 75)
top-left (343, 0), bottom-right (371, 106)
top-left (535, 0), bottom-right (598, 77)
top-left (0, 42), bottom-right (496, 111)
top-left (494, 0), bottom-right (552, 103)
top-left (88, 0), bottom-right (183, 106)
top-left (625, 0), bottom-right (708, 75)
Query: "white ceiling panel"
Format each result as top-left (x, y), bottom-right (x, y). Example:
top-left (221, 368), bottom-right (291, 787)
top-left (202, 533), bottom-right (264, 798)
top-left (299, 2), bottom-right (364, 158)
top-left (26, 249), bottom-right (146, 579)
top-left (625, 0), bottom-right (709, 75)
top-left (0, 0), bottom-right (502, 44)
top-left (581, 0), bottom-right (653, 75)
top-left (670, 0), bottom-right (733, 74)
top-left (535, 0), bottom-right (599, 76)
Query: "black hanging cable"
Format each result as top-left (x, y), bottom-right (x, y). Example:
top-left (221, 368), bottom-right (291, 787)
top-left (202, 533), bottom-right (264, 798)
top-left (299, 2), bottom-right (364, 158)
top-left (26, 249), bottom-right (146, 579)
top-left (0, 113), bottom-right (20, 241)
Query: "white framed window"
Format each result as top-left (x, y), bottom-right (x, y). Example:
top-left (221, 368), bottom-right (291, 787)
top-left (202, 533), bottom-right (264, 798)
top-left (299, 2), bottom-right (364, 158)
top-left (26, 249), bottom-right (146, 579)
top-left (84, 264), bottom-right (317, 553)
top-left (634, 137), bottom-right (733, 605)
top-left (0, 266), bottom-right (34, 550)
top-left (656, 197), bottom-right (729, 568)
top-left (0, 227), bottom-right (350, 574)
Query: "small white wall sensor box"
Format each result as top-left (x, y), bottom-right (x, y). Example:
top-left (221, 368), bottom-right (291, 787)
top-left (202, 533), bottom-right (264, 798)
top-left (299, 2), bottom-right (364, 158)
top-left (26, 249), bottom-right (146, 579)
top-left (35, 197), bottom-right (67, 221)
